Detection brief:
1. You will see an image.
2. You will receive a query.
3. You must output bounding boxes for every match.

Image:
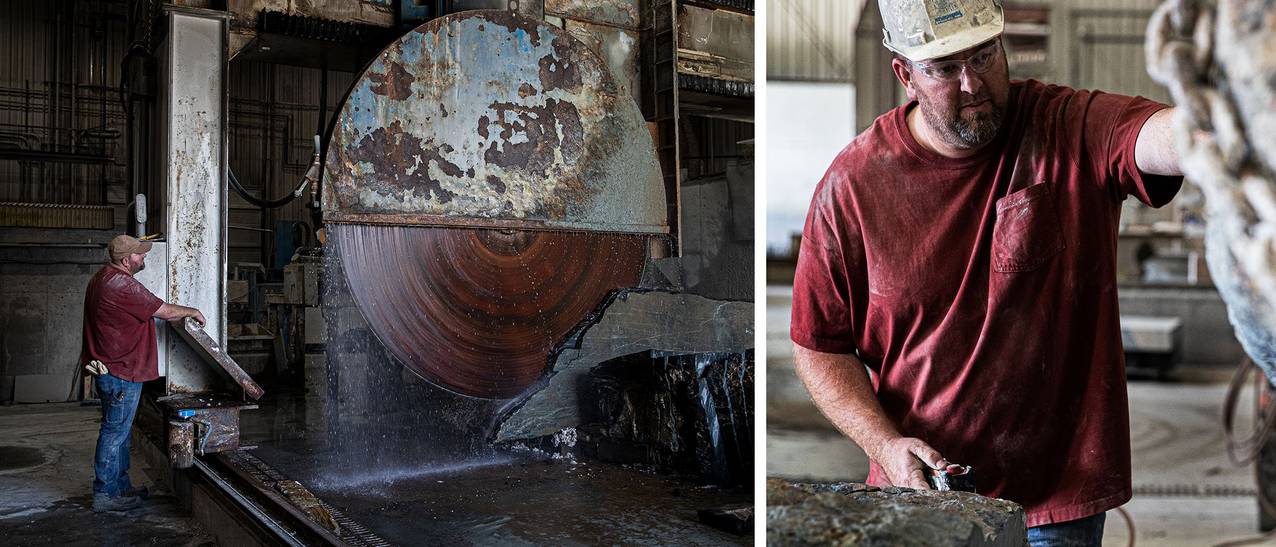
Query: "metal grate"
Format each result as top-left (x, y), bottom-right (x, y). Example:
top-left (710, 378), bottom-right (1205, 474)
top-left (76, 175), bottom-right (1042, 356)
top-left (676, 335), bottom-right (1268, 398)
top-left (0, 201), bottom-right (113, 229)
top-left (679, 73), bottom-right (754, 97)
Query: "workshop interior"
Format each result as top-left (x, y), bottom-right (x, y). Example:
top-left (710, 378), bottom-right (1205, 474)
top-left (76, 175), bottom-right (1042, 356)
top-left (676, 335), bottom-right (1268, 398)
top-left (9, 0), bottom-right (1276, 545)
top-left (0, 0), bottom-right (754, 544)
top-left (766, 1), bottom-right (1276, 545)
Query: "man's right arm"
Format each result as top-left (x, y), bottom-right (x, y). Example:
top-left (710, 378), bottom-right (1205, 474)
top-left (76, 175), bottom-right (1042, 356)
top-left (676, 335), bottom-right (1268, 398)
top-left (793, 345), bottom-right (947, 489)
top-left (155, 303), bottom-right (206, 327)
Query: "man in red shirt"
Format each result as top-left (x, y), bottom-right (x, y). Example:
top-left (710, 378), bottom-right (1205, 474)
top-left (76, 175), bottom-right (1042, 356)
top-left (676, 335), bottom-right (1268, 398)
top-left (790, 1), bottom-right (1184, 545)
top-left (82, 234), bottom-right (205, 512)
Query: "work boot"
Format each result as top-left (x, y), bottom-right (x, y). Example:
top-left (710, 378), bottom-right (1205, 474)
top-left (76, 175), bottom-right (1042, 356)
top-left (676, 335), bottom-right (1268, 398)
top-left (121, 485), bottom-right (149, 499)
top-left (92, 492), bottom-right (142, 513)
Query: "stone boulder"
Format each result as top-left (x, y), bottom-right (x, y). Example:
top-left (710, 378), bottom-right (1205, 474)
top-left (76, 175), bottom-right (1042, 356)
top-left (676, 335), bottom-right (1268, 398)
top-left (766, 479), bottom-right (1027, 546)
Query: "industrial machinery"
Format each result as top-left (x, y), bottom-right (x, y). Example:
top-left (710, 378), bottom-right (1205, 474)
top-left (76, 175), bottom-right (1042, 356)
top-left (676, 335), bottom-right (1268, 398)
top-left (137, 5), bottom-right (670, 460)
top-left (322, 10), bottom-right (666, 398)
top-left (108, 2), bottom-right (754, 544)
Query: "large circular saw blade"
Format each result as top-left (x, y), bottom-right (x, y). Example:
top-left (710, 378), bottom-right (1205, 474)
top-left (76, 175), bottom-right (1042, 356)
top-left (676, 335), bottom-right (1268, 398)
top-left (321, 11), bottom-right (666, 398)
top-left (335, 224), bottom-right (648, 398)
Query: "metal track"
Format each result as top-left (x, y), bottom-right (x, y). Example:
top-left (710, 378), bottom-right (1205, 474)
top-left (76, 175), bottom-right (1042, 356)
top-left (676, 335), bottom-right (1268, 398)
top-left (191, 458), bottom-right (310, 547)
top-left (223, 451), bottom-right (394, 547)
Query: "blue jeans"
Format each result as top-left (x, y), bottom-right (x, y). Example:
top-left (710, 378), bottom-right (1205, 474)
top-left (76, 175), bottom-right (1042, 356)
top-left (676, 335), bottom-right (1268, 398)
top-left (93, 374), bottom-right (143, 497)
top-left (1028, 513), bottom-right (1106, 547)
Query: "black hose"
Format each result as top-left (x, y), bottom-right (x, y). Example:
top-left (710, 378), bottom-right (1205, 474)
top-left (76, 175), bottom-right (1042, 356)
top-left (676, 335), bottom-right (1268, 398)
top-left (229, 168), bottom-right (300, 209)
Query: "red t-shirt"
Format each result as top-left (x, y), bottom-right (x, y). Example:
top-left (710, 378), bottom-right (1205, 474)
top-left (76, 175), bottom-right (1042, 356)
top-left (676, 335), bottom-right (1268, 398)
top-left (791, 80), bottom-right (1183, 526)
top-left (81, 265), bottom-right (164, 382)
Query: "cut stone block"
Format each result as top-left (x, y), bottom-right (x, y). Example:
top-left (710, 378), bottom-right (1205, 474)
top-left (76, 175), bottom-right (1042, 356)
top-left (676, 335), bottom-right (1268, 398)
top-left (767, 478), bottom-right (1027, 547)
top-left (493, 290), bottom-right (753, 443)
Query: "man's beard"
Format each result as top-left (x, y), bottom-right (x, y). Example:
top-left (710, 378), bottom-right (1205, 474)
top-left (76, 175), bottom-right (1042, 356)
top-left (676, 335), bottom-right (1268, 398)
top-left (918, 96), bottom-right (1005, 149)
top-left (128, 259), bottom-right (145, 274)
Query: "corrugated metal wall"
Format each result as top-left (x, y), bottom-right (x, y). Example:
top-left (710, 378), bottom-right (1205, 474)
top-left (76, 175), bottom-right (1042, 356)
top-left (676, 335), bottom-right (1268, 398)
top-left (769, 0), bottom-right (1173, 99)
top-left (227, 62), bottom-right (354, 268)
top-left (1066, 9), bottom-right (1170, 103)
top-left (0, 1), bottom-right (356, 265)
top-left (0, 0), bottom-right (129, 213)
top-left (765, 1), bottom-right (1176, 132)
top-left (765, 0), bottom-right (865, 82)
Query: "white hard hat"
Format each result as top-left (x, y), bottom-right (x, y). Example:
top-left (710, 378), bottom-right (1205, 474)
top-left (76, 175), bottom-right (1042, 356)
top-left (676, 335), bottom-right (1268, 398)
top-left (879, 0), bottom-right (1005, 62)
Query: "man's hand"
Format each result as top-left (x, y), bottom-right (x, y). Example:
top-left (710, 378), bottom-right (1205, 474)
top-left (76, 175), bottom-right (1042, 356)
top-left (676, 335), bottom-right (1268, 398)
top-left (793, 347), bottom-right (950, 490)
top-left (872, 436), bottom-right (949, 490)
top-left (155, 302), bottom-right (207, 327)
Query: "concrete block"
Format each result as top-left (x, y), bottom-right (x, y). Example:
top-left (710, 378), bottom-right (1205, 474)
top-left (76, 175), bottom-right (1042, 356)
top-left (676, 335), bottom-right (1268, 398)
top-left (0, 264), bottom-right (50, 295)
top-left (1120, 315), bottom-right (1182, 353)
top-left (43, 263), bottom-right (96, 295)
top-left (1118, 287), bottom-right (1246, 365)
top-left (227, 280), bottom-right (249, 303)
top-left (304, 353), bottom-right (326, 395)
top-left (304, 307), bottom-right (325, 345)
top-left (14, 374), bottom-right (70, 403)
top-left (766, 479), bottom-right (1027, 547)
top-left (302, 263), bottom-right (320, 307)
top-left (0, 293), bottom-right (49, 376)
top-left (283, 264), bottom-right (304, 305)
top-left (45, 290), bottom-right (85, 380)
top-left (680, 176), bottom-right (755, 301)
top-left (0, 375), bottom-right (13, 403)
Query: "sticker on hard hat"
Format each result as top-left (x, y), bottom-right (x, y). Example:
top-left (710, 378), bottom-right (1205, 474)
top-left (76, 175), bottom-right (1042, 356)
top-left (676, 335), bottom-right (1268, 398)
top-left (927, 0), bottom-right (963, 24)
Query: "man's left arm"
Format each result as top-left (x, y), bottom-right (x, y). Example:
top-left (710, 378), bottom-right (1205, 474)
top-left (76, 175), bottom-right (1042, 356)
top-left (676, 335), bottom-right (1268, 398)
top-left (1134, 107), bottom-right (1183, 177)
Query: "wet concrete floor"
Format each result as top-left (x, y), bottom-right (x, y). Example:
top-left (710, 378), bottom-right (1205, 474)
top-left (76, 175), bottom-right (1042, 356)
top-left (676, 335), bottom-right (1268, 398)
top-left (240, 389), bottom-right (752, 546)
top-left (0, 402), bottom-right (213, 546)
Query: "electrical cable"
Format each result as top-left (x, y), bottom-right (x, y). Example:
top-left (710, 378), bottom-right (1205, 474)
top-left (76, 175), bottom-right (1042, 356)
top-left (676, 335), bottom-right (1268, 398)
top-left (229, 168), bottom-right (301, 209)
top-left (1223, 358), bottom-right (1276, 466)
top-left (1211, 357), bottom-right (1276, 546)
top-left (195, 418), bottom-right (215, 455)
top-left (228, 136), bottom-right (321, 210)
top-left (1114, 506), bottom-right (1135, 547)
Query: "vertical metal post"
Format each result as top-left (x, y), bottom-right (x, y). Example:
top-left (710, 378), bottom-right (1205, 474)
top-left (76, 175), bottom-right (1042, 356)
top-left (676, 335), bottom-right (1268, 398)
top-left (648, 0), bottom-right (681, 255)
top-left (158, 7), bottom-right (229, 394)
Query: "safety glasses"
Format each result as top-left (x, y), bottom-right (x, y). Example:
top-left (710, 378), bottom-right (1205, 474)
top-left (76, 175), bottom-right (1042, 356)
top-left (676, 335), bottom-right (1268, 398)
top-left (910, 40), bottom-right (1003, 82)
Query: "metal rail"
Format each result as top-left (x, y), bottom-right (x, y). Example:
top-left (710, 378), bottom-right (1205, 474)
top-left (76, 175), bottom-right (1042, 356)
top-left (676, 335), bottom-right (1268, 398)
top-left (190, 458), bottom-right (310, 547)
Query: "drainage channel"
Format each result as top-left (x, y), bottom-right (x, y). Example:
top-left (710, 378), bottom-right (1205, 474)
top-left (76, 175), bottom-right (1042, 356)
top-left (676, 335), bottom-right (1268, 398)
top-left (219, 451), bottom-right (393, 547)
top-left (194, 450), bottom-right (394, 547)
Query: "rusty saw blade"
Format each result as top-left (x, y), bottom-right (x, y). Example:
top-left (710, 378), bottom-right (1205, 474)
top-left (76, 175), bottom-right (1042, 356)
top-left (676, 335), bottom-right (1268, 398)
top-left (334, 223), bottom-right (647, 398)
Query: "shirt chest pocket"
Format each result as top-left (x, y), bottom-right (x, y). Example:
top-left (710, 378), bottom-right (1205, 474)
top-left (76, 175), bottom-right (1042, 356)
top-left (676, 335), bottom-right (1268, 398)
top-left (992, 182), bottom-right (1066, 273)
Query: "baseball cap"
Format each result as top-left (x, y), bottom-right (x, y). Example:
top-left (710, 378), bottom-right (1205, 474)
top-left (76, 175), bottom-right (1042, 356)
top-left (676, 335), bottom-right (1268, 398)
top-left (109, 234), bottom-right (153, 262)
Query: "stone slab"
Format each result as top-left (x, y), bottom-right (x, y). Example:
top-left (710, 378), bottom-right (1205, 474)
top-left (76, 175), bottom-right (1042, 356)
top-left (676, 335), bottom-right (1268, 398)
top-left (767, 479), bottom-right (1027, 547)
top-left (494, 290), bottom-right (753, 442)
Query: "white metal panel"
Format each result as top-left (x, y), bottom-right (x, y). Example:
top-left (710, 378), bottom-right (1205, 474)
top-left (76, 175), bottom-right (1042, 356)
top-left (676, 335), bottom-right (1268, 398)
top-left (134, 241), bottom-right (170, 378)
top-left (160, 8), bottom-right (228, 394)
top-left (766, 0), bottom-right (866, 82)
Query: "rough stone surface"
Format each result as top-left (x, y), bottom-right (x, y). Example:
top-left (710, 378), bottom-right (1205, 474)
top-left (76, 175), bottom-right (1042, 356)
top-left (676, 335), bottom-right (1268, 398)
top-left (492, 290), bottom-right (753, 443)
top-left (766, 479), bottom-right (1027, 547)
top-left (570, 350), bottom-right (753, 485)
top-left (1146, 0), bottom-right (1276, 383)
